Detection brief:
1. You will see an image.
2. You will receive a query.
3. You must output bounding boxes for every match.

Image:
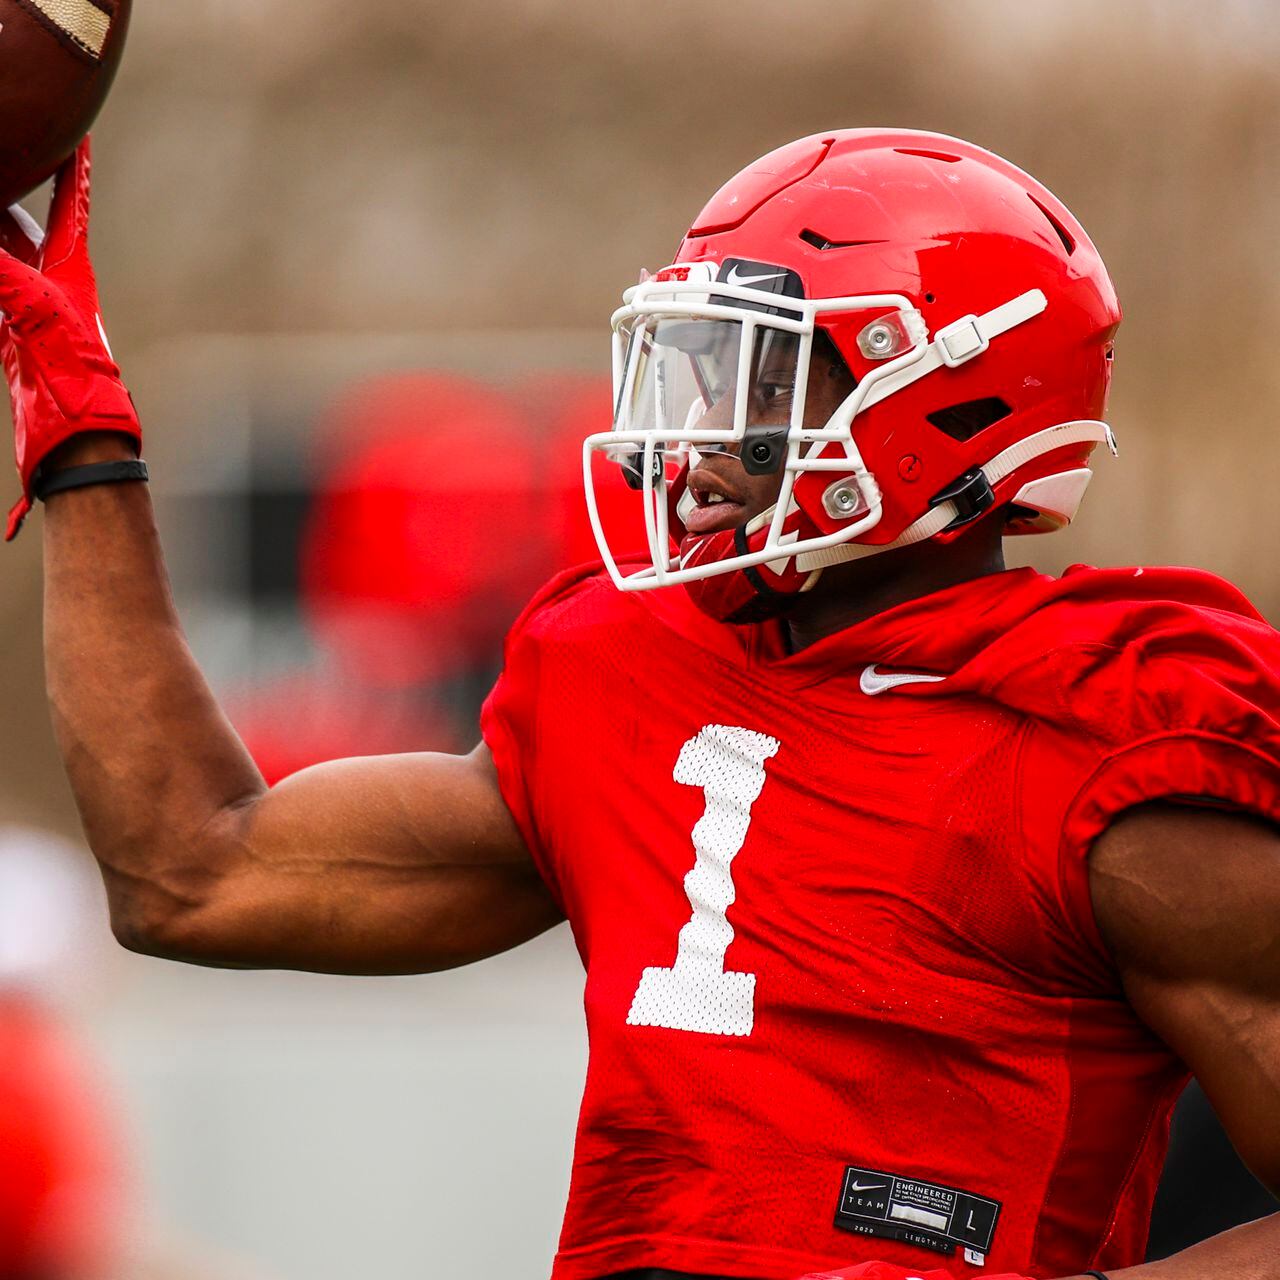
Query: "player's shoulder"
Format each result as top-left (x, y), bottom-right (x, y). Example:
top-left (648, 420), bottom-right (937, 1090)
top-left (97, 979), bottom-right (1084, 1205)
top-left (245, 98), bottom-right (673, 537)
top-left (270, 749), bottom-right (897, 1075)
top-left (508, 560), bottom-right (623, 635)
top-left (983, 563), bottom-right (1280, 742)
top-left (503, 558), bottom-right (664, 658)
top-left (1022, 563), bottom-right (1275, 671)
top-left (505, 557), bottom-right (732, 656)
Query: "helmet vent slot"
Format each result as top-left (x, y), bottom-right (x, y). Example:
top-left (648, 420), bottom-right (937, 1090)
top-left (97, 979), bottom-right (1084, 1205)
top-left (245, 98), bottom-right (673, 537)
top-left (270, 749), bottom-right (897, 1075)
top-left (926, 397), bottom-right (1013, 442)
top-left (894, 147), bottom-right (961, 163)
top-left (1028, 195), bottom-right (1076, 256)
top-left (799, 228), bottom-right (885, 251)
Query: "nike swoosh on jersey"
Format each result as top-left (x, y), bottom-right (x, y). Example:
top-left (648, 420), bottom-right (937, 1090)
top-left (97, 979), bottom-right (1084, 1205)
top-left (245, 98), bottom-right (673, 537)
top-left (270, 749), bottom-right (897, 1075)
top-left (859, 665), bottom-right (947, 696)
top-left (848, 1180), bottom-right (887, 1192)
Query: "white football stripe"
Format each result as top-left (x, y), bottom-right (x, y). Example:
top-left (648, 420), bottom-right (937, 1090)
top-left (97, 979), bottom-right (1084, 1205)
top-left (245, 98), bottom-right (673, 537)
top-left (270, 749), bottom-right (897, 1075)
top-left (28, 0), bottom-right (112, 57)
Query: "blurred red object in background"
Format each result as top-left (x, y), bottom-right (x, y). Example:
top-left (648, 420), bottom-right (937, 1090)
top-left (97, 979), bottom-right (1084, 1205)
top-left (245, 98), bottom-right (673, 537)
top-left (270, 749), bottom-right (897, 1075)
top-left (227, 672), bottom-right (463, 786)
top-left (520, 372), bottom-right (646, 571)
top-left (301, 373), bottom-right (553, 686)
top-left (0, 995), bottom-right (128, 1278)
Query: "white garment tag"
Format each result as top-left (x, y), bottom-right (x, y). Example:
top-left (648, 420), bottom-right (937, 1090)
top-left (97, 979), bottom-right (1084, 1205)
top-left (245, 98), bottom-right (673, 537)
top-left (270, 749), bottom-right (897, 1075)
top-left (964, 1248), bottom-right (986, 1266)
top-left (834, 1164), bottom-right (1002, 1260)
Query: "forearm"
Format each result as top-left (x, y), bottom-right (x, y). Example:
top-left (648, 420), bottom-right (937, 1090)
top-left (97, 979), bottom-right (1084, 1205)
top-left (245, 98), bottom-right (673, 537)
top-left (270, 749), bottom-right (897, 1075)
top-left (11, 152), bottom-right (561, 975)
top-left (42, 435), bottom-right (265, 943)
top-left (1102, 1212), bottom-right (1280, 1280)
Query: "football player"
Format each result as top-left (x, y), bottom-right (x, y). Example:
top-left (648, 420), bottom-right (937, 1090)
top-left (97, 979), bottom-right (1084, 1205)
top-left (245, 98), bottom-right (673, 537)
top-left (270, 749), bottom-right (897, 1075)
top-left (3, 131), bottom-right (1278, 1280)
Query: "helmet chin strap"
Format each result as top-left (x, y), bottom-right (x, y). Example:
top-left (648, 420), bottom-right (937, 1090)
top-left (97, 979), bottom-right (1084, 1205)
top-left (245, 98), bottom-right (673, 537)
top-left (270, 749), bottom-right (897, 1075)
top-left (686, 419), bottom-right (1116, 619)
top-left (793, 419), bottom-right (1114, 575)
top-left (678, 420), bottom-right (1112, 624)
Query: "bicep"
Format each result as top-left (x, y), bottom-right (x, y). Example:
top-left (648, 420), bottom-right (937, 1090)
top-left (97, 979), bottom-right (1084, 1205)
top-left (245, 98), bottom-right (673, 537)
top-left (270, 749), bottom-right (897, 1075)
top-left (165, 744), bottom-right (563, 975)
top-left (1090, 804), bottom-right (1280, 1191)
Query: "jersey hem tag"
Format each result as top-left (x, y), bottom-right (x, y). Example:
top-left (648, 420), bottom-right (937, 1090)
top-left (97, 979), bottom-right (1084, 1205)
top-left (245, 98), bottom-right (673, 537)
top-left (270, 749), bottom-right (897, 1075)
top-left (833, 1164), bottom-right (1002, 1260)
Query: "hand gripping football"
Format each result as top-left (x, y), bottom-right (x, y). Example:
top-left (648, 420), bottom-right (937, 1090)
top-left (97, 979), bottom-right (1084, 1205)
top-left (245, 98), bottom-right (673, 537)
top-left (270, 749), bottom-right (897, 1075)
top-left (0, 0), bottom-right (132, 208)
top-left (0, 141), bottom-right (142, 539)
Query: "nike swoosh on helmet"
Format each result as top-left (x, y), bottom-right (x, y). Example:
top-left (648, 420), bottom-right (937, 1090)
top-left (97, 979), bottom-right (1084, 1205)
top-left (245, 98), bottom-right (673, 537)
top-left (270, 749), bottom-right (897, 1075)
top-left (725, 266), bottom-right (788, 287)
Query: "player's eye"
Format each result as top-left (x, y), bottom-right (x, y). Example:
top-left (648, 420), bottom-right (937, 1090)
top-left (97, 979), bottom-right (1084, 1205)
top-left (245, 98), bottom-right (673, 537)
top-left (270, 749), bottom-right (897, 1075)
top-left (756, 376), bottom-right (793, 405)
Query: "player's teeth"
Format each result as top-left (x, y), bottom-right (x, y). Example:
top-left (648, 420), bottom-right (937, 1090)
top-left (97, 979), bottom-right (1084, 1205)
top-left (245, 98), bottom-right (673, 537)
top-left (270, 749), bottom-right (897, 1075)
top-left (708, 493), bottom-right (726, 504)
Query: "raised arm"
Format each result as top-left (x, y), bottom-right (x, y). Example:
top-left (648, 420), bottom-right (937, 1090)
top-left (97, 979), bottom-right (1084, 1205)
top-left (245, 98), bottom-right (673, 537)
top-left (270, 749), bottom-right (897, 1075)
top-left (5, 145), bottom-right (560, 975)
top-left (45, 466), bottom-right (557, 974)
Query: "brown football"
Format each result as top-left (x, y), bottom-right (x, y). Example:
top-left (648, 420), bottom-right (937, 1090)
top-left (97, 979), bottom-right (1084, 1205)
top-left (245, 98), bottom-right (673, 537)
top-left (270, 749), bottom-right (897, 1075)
top-left (0, 0), bottom-right (131, 208)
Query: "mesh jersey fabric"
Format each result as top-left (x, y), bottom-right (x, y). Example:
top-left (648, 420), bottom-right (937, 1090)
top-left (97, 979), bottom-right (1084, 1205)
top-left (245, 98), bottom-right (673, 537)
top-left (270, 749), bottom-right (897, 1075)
top-left (480, 561), bottom-right (1280, 1280)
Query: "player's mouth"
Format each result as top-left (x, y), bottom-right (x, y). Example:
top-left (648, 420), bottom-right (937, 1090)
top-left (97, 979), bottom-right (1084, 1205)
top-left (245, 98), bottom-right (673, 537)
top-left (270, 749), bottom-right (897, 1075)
top-left (684, 466), bottom-right (751, 535)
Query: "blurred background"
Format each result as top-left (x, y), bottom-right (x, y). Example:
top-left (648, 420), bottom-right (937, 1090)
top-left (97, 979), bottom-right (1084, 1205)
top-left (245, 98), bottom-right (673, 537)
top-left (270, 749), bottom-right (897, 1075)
top-left (1, 0), bottom-right (1278, 1275)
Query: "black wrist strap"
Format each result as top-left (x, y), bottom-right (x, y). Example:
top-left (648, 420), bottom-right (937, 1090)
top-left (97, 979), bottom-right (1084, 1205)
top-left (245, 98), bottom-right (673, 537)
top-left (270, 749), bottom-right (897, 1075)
top-left (1085, 1271), bottom-right (1111, 1279)
top-left (35, 459), bottom-right (149, 501)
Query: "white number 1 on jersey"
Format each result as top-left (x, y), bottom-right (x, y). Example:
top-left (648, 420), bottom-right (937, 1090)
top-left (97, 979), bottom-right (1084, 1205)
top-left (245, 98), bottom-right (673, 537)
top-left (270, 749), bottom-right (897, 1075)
top-left (627, 724), bottom-right (780, 1037)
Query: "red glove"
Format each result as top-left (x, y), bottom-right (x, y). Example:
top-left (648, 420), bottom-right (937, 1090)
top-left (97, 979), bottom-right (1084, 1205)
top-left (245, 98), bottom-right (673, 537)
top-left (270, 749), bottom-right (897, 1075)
top-left (0, 139), bottom-right (141, 541)
top-left (797, 1264), bottom-right (1034, 1280)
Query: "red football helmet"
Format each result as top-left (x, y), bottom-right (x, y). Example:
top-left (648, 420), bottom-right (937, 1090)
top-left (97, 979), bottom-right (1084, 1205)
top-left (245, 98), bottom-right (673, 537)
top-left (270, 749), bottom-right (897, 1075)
top-left (583, 128), bottom-right (1121, 622)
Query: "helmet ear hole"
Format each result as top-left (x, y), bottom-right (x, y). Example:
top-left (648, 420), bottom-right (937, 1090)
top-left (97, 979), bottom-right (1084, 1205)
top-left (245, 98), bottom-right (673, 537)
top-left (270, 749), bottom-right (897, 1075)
top-left (925, 397), bottom-right (1012, 442)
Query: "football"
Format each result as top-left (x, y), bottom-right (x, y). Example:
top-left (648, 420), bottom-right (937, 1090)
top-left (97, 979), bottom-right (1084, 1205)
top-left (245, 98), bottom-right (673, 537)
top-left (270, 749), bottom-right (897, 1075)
top-left (0, 0), bottom-right (131, 208)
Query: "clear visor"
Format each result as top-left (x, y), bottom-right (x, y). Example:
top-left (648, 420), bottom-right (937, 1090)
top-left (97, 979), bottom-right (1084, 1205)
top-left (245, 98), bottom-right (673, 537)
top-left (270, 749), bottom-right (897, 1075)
top-left (610, 316), bottom-right (805, 484)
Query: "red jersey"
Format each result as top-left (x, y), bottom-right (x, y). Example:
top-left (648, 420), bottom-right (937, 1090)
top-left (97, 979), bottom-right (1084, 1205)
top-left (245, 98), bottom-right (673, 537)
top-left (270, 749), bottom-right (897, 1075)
top-left (480, 563), bottom-right (1280, 1280)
